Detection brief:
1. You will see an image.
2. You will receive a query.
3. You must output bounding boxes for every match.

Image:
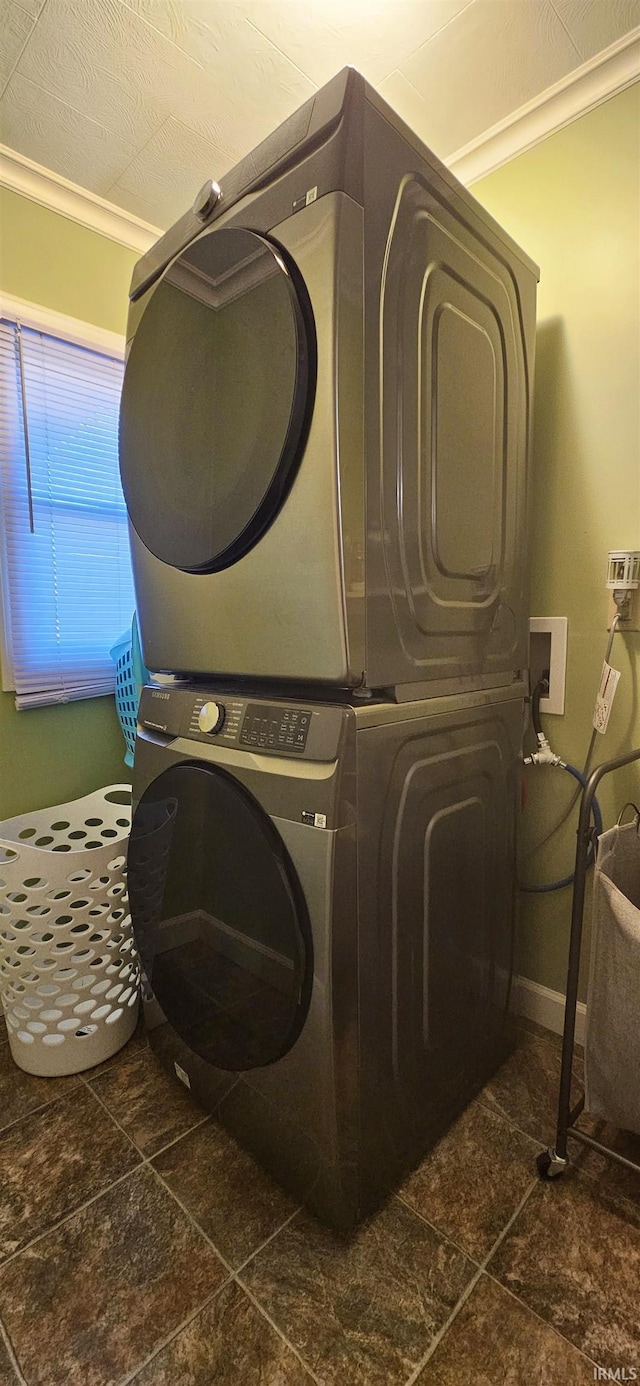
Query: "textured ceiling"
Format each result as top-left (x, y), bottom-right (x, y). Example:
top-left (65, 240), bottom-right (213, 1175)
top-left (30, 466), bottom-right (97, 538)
top-left (1, 0), bottom-right (638, 229)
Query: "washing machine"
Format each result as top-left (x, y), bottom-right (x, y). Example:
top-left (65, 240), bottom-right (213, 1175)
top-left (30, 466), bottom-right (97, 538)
top-left (128, 679), bottom-right (525, 1228)
top-left (119, 67), bottom-right (538, 698)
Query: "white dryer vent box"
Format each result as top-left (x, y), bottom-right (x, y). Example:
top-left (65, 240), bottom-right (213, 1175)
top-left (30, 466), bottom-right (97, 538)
top-left (529, 617), bottom-right (567, 716)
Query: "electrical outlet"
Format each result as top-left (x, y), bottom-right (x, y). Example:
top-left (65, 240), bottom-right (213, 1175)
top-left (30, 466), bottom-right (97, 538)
top-left (608, 589), bottom-right (640, 631)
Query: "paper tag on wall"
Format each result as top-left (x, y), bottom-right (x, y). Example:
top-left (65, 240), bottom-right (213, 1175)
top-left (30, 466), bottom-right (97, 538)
top-left (593, 661), bottom-right (621, 734)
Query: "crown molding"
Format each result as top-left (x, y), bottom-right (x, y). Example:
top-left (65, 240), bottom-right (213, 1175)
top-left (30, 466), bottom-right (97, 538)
top-left (0, 144), bottom-right (160, 253)
top-left (0, 28), bottom-right (638, 243)
top-left (448, 26), bottom-right (640, 185)
top-left (0, 291), bottom-right (125, 357)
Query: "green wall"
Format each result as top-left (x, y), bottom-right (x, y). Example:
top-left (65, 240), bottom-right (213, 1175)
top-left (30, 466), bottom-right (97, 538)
top-left (473, 83), bottom-right (640, 994)
top-left (0, 188), bottom-right (137, 820)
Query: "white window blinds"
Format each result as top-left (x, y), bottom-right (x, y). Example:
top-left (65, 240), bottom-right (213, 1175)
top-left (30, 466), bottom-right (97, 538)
top-left (0, 317), bottom-right (135, 709)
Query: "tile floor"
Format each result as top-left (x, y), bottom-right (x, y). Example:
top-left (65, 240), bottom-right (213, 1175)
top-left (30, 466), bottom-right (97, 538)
top-left (0, 1010), bottom-right (639, 1386)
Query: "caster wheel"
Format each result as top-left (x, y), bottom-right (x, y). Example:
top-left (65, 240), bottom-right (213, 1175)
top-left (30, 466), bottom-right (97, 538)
top-left (536, 1148), bottom-right (567, 1180)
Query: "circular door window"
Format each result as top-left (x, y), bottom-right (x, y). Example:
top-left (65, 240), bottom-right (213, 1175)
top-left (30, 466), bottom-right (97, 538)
top-left (127, 762), bottom-right (312, 1071)
top-left (119, 226), bottom-right (315, 573)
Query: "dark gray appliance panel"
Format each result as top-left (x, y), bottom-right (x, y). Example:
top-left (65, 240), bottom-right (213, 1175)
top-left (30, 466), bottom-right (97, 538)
top-left (126, 191), bottom-right (364, 686)
top-left (364, 98), bottom-right (536, 691)
top-left (356, 695), bottom-right (522, 1209)
top-left (127, 760), bottom-right (313, 1073)
top-left (130, 705), bottom-right (361, 1229)
top-left (120, 226), bottom-right (314, 575)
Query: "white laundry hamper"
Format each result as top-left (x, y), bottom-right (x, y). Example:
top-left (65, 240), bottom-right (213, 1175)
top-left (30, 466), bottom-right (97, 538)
top-left (584, 818), bottom-right (640, 1136)
top-left (0, 784), bottom-right (140, 1077)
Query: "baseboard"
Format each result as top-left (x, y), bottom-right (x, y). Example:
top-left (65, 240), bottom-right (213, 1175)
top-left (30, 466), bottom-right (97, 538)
top-left (511, 974), bottom-right (587, 1048)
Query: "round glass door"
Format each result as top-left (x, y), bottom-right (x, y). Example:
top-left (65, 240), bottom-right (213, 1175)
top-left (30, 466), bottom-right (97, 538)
top-left (119, 226), bottom-right (315, 573)
top-left (127, 763), bottom-right (312, 1071)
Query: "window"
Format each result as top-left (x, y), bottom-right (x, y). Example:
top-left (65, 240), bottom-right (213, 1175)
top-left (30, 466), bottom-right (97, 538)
top-left (0, 302), bottom-right (135, 709)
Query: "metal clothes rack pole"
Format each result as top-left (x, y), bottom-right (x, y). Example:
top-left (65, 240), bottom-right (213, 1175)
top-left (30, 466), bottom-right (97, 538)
top-left (537, 745), bottom-right (640, 1181)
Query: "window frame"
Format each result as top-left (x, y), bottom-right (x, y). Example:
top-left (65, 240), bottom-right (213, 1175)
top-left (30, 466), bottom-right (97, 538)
top-left (0, 292), bottom-right (126, 697)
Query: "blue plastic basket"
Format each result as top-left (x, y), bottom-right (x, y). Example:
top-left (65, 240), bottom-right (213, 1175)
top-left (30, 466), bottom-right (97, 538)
top-left (110, 614), bottom-right (148, 768)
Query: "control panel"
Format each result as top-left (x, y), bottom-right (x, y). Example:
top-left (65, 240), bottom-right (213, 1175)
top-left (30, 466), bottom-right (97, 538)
top-left (138, 686), bottom-right (345, 762)
top-left (239, 704), bottom-right (310, 754)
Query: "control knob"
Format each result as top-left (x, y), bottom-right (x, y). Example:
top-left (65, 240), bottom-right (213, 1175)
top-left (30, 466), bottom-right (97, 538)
top-left (192, 179), bottom-right (222, 221)
top-left (198, 701), bottom-right (225, 735)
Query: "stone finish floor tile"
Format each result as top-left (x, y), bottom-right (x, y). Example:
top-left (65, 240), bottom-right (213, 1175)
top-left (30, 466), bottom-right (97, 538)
top-left (0, 1039), bottom-right (80, 1134)
top-left (0, 1010), bottom-right (634, 1386)
top-left (400, 1098), bottom-right (538, 1261)
top-left (132, 1281), bottom-right (313, 1385)
top-left (515, 1017), bottom-right (585, 1057)
top-left (84, 1008), bottom-right (148, 1079)
top-left (0, 1168), bottom-right (227, 1386)
top-left (0, 1328), bottom-right (18, 1386)
top-left (153, 1117), bottom-right (298, 1269)
top-left (241, 1198), bottom-right (475, 1386)
top-left (480, 1029), bottom-right (582, 1145)
top-left (0, 1085), bottom-right (140, 1261)
top-left (415, 1272), bottom-right (594, 1384)
top-left (88, 1045), bottom-right (205, 1156)
top-left (573, 1114), bottom-right (640, 1207)
top-left (515, 1016), bottom-right (560, 1050)
top-left (490, 1167), bottom-right (640, 1366)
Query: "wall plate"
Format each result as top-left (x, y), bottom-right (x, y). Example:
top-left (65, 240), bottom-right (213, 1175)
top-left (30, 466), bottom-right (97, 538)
top-left (529, 617), bottom-right (567, 715)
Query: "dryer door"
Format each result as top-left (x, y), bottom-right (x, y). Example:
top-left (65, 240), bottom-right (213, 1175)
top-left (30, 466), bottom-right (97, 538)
top-left (127, 762), bottom-right (312, 1071)
top-left (119, 226), bottom-right (315, 573)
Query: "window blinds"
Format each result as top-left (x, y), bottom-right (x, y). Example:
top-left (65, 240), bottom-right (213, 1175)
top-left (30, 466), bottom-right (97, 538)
top-left (0, 317), bottom-right (135, 709)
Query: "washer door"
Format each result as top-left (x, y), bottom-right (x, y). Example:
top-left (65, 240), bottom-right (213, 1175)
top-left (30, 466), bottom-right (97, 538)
top-left (119, 226), bottom-right (315, 574)
top-left (127, 762), bottom-right (312, 1071)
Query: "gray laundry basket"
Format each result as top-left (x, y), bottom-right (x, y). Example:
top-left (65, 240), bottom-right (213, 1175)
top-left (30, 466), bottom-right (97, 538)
top-left (0, 785), bottom-right (140, 1077)
top-left (584, 819), bottom-right (640, 1136)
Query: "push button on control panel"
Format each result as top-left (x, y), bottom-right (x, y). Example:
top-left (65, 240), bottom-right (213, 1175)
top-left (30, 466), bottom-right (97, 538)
top-left (240, 704), bottom-right (311, 754)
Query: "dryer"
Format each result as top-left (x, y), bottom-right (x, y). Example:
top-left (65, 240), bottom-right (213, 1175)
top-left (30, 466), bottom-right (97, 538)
top-left (119, 67), bottom-right (538, 698)
top-left (128, 679), bottom-right (525, 1228)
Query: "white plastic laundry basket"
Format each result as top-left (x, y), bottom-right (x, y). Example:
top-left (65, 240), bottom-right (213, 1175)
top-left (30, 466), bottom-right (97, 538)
top-left (0, 785), bottom-right (140, 1077)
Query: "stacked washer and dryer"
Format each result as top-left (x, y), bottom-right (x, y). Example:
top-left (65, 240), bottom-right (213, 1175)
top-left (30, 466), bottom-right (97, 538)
top-left (118, 68), bottom-right (538, 1229)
